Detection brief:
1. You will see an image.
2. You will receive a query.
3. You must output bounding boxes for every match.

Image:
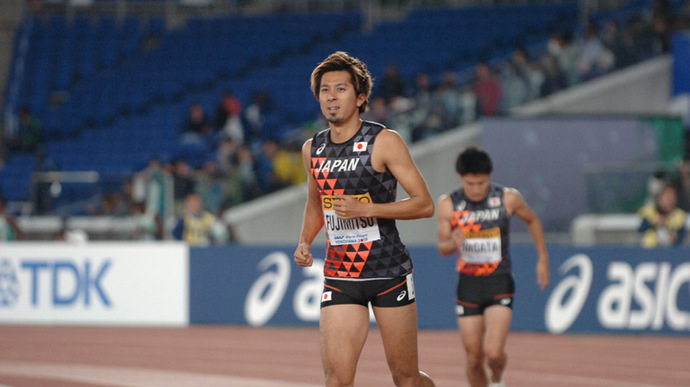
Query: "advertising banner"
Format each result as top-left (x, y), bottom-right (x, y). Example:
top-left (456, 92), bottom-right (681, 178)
top-left (518, 245), bottom-right (690, 334)
top-left (0, 242), bottom-right (189, 326)
top-left (190, 245), bottom-right (690, 335)
top-left (673, 32), bottom-right (690, 95)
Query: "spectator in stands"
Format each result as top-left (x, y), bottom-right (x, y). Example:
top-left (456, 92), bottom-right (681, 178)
top-left (180, 102), bottom-right (213, 143)
top-left (377, 63), bottom-right (408, 104)
top-left (272, 139), bottom-right (307, 187)
top-left (650, 13), bottom-right (674, 54)
top-left (472, 62), bottom-right (502, 117)
top-left (407, 72), bottom-right (435, 141)
top-left (32, 148), bottom-right (58, 215)
top-left (645, 168), bottom-right (671, 206)
top-left (195, 159), bottom-right (225, 216)
top-left (236, 143), bottom-right (261, 201)
top-left (113, 178), bottom-right (135, 216)
top-left (254, 138), bottom-right (291, 195)
top-left (0, 196), bottom-right (23, 241)
top-left (674, 160), bottom-right (690, 212)
top-left (511, 47), bottom-right (544, 101)
top-left (576, 22), bottom-right (615, 81)
top-left (627, 13), bottom-right (664, 61)
top-left (362, 96), bottom-right (390, 127)
top-left (547, 30), bottom-right (580, 86)
top-left (216, 137), bottom-right (239, 175)
top-left (244, 90), bottom-right (272, 143)
top-left (602, 20), bottom-right (637, 70)
top-left (132, 157), bottom-right (170, 220)
top-left (214, 137), bottom-right (245, 207)
top-left (170, 158), bottom-right (197, 216)
top-left (131, 200), bottom-right (163, 241)
top-left (537, 53), bottom-right (567, 97)
top-left (434, 71), bottom-right (466, 130)
top-left (215, 90), bottom-right (244, 145)
top-left (638, 184), bottom-right (687, 248)
top-left (172, 192), bottom-right (230, 246)
top-left (8, 106), bottom-right (43, 154)
top-left (500, 61), bottom-right (531, 112)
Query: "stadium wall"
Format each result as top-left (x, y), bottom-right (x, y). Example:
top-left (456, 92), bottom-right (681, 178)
top-left (1, 243), bottom-right (689, 335)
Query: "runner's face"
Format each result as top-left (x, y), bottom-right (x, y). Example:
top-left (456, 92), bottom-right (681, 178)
top-left (318, 71), bottom-right (364, 126)
top-left (460, 173), bottom-right (491, 202)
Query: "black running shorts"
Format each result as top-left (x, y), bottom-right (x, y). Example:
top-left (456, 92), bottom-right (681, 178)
top-left (456, 273), bottom-right (515, 317)
top-left (321, 274), bottom-right (416, 308)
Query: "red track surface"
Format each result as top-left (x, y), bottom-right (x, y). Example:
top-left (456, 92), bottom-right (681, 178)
top-left (1, 326), bottom-right (689, 386)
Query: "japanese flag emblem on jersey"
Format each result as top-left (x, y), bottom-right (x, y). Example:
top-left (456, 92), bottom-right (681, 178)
top-left (322, 291), bottom-right (332, 303)
top-left (353, 141), bottom-right (367, 152)
top-left (489, 197), bottom-right (501, 207)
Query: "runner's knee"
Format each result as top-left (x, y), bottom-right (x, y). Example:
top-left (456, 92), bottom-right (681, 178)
top-left (389, 368), bottom-right (419, 386)
top-left (324, 366), bottom-right (355, 387)
top-left (485, 349), bottom-right (505, 369)
top-left (325, 373), bottom-right (354, 387)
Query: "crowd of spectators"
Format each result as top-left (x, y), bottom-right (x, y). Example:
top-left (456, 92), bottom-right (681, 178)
top-left (60, 87), bottom-right (307, 241)
top-left (147, 0), bottom-right (689, 231)
top-left (4, 1), bottom-right (690, 243)
top-left (362, 3), bottom-right (687, 144)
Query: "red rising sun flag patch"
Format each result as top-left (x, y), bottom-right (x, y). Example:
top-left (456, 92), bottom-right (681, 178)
top-left (353, 141), bottom-right (367, 152)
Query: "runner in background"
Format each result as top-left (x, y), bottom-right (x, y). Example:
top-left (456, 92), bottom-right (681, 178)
top-left (436, 146), bottom-right (550, 387)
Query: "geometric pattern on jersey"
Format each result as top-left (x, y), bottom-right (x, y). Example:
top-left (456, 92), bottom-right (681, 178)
top-left (311, 121), bottom-right (412, 278)
top-left (450, 183), bottom-right (511, 276)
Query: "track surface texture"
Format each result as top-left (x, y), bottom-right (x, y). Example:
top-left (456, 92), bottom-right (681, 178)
top-left (1, 326), bottom-right (688, 387)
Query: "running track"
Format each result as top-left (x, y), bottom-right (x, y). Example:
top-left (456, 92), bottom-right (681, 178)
top-left (1, 326), bottom-right (688, 386)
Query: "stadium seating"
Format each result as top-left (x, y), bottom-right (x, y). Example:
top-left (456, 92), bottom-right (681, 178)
top-left (0, 1), bottom-right (668, 212)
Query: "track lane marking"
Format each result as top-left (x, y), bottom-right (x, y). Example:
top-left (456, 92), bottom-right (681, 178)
top-left (0, 362), bottom-right (321, 387)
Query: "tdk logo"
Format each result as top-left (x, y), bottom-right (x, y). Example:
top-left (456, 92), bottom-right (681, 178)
top-left (0, 258), bottom-right (112, 308)
top-left (0, 259), bottom-right (20, 307)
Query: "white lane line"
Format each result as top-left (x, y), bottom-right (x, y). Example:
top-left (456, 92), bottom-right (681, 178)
top-left (0, 362), bottom-right (321, 387)
top-left (510, 369), bottom-right (671, 387)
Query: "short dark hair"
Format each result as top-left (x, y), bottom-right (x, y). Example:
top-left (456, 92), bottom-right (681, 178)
top-left (310, 51), bottom-right (373, 114)
top-left (455, 146), bottom-right (493, 175)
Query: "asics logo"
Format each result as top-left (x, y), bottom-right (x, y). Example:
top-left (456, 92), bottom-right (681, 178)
top-left (316, 143), bottom-right (326, 155)
top-left (397, 291), bottom-right (407, 302)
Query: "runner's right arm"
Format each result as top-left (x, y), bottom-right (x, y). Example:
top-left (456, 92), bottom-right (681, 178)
top-left (437, 193), bottom-right (465, 256)
top-left (294, 138), bottom-right (324, 268)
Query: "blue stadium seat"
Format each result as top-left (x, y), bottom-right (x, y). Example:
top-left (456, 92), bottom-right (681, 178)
top-left (5, 3), bottom-right (649, 210)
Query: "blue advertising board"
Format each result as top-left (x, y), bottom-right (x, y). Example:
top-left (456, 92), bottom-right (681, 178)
top-left (673, 32), bottom-right (690, 95)
top-left (189, 245), bottom-right (690, 335)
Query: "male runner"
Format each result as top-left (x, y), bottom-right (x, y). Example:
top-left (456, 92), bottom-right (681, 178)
top-left (437, 146), bottom-right (549, 387)
top-left (294, 51), bottom-right (436, 387)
